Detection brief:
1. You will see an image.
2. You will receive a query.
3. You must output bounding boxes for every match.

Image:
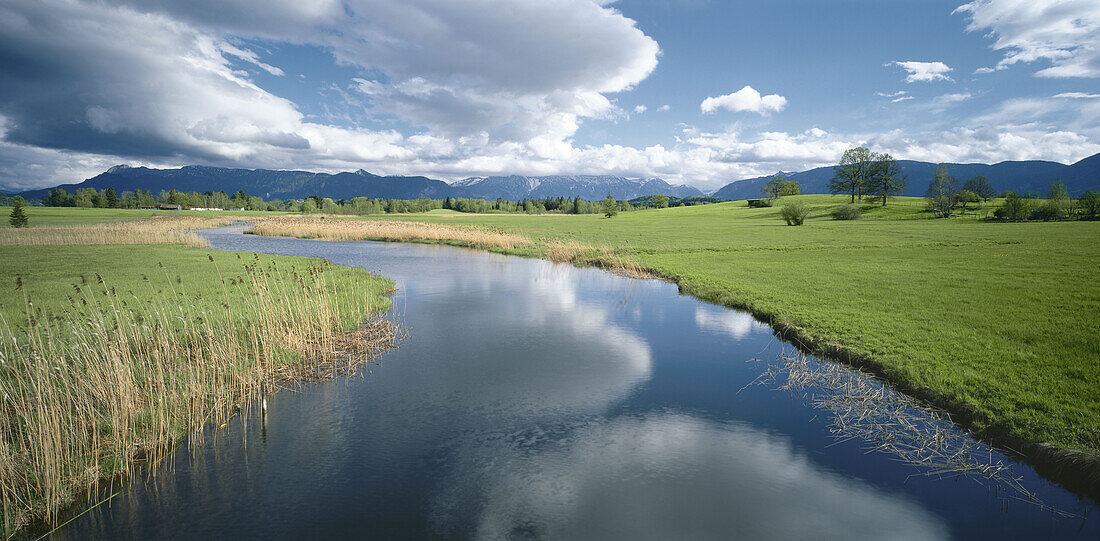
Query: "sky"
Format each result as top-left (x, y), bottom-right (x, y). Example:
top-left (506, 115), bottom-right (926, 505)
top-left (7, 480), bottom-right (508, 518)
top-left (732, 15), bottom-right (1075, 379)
top-left (1, 0), bottom-right (1098, 192)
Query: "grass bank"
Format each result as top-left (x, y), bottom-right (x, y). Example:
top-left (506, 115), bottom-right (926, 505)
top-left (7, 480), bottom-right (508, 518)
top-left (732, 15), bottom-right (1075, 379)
top-left (249, 195), bottom-right (1100, 492)
top-left (0, 223), bottom-right (395, 537)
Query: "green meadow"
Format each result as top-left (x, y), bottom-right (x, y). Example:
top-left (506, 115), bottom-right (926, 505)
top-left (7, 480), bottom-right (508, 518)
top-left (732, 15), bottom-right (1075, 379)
top-left (0, 206), bottom-right (286, 227)
top-left (364, 195), bottom-right (1100, 454)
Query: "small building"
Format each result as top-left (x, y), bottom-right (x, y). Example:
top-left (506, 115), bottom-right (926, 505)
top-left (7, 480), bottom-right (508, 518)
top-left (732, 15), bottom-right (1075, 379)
top-left (188, 207), bottom-right (224, 211)
top-left (159, 204), bottom-right (182, 210)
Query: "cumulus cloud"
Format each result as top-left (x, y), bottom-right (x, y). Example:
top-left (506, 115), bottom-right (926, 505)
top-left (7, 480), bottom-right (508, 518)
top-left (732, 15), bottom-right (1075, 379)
top-left (656, 104), bottom-right (671, 112)
top-left (955, 0), bottom-right (1100, 78)
top-left (632, 105), bottom-right (647, 114)
top-left (700, 86), bottom-right (787, 115)
top-left (889, 61), bottom-right (955, 83)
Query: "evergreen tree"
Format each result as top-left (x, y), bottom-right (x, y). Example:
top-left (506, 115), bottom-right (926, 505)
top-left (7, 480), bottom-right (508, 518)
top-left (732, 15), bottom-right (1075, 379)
top-left (9, 196), bottom-right (29, 228)
top-left (105, 187), bottom-right (119, 208)
top-left (601, 194), bottom-right (618, 218)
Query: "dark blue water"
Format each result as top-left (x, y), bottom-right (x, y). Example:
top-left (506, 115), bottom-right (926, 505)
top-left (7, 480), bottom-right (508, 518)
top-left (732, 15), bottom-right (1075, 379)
top-left (53, 227), bottom-right (1098, 540)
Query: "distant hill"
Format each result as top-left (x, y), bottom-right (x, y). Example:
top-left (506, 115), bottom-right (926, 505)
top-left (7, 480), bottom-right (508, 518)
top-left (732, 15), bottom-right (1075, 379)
top-left (452, 174), bottom-right (704, 201)
top-left (18, 165), bottom-right (462, 201)
top-left (18, 166), bottom-right (706, 202)
top-left (712, 153), bottom-right (1100, 200)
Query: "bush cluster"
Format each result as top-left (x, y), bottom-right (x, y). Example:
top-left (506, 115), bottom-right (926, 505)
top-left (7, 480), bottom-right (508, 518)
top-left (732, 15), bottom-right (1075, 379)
top-left (831, 204), bottom-right (862, 220)
top-left (780, 201), bottom-right (810, 226)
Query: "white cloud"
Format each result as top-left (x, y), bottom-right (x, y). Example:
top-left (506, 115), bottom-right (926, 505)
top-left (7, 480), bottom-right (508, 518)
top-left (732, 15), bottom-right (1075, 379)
top-left (974, 67), bottom-right (995, 74)
top-left (955, 0), bottom-right (1100, 78)
top-left (876, 91), bottom-right (909, 98)
top-left (700, 86), bottom-right (787, 115)
top-left (632, 105), bottom-right (647, 114)
top-left (656, 104), bottom-right (671, 112)
top-left (0, 0), bottom-right (659, 181)
top-left (892, 96), bottom-right (915, 103)
top-left (889, 61), bottom-right (955, 83)
top-left (935, 93), bottom-right (973, 104)
top-left (1054, 92), bottom-right (1100, 99)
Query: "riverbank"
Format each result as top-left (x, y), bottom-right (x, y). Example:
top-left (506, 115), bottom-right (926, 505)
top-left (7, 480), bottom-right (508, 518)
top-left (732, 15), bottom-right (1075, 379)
top-left (0, 221), bottom-right (396, 537)
top-left (245, 196), bottom-right (1100, 496)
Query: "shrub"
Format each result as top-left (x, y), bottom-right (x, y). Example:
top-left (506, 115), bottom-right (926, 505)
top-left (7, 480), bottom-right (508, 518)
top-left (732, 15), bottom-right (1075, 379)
top-left (1079, 190), bottom-right (1100, 220)
top-left (780, 201), bottom-right (810, 226)
top-left (993, 191), bottom-right (1031, 221)
top-left (831, 204), bottom-right (862, 220)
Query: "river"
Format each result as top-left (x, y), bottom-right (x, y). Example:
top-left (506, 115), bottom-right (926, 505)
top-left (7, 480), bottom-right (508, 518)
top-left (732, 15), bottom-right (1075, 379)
top-left (53, 226), bottom-right (1098, 539)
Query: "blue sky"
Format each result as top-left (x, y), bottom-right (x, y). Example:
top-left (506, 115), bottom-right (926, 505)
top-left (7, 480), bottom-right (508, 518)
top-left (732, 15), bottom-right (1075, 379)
top-left (1, 0), bottom-right (1098, 191)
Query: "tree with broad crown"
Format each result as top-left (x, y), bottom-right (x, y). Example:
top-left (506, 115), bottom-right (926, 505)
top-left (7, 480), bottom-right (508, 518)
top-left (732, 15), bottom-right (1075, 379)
top-left (652, 194), bottom-right (670, 208)
top-left (762, 175), bottom-right (784, 199)
top-left (865, 152), bottom-right (906, 206)
top-left (830, 147), bottom-right (875, 203)
top-left (962, 175), bottom-right (995, 201)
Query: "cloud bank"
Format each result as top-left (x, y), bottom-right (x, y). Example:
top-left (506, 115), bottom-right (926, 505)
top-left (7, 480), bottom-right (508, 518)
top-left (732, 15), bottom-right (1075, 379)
top-left (0, 0), bottom-right (1096, 192)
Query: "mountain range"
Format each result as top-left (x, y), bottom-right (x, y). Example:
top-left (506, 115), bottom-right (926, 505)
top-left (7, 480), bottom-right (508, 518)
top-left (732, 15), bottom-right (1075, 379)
top-left (713, 153), bottom-right (1100, 200)
top-left (452, 175), bottom-right (703, 200)
top-left (11, 152), bottom-right (1100, 202)
top-left (16, 167), bottom-right (702, 202)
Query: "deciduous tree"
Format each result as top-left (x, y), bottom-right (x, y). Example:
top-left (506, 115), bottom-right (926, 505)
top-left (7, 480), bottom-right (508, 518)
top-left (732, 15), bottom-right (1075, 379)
top-left (925, 164), bottom-right (957, 218)
top-left (962, 175), bottom-right (995, 201)
top-left (830, 147), bottom-right (875, 203)
top-left (865, 152), bottom-right (906, 206)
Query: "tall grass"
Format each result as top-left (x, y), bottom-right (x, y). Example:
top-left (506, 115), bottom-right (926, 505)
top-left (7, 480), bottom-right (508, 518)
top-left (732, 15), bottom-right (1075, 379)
top-left (0, 216), bottom-right (227, 247)
top-left (0, 247), bottom-right (395, 536)
top-left (247, 216), bottom-right (532, 250)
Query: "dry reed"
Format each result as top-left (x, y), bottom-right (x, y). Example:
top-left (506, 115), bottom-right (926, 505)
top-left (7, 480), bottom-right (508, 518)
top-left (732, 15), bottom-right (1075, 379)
top-left (541, 239), bottom-right (659, 279)
top-left (247, 216), bottom-right (532, 250)
top-left (746, 349), bottom-right (1074, 516)
top-left (0, 254), bottom-right (396, 537)
top-left (0, 216), bottom-right (228, 247)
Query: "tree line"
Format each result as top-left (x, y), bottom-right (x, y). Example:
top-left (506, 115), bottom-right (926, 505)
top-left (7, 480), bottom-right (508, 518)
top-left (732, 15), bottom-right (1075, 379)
top-left (31, 186), bottom-right (644, 215)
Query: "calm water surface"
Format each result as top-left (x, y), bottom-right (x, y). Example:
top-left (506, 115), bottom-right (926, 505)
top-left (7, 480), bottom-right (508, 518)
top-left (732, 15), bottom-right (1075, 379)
top-left (54, 227), bottom-right (1098, 540)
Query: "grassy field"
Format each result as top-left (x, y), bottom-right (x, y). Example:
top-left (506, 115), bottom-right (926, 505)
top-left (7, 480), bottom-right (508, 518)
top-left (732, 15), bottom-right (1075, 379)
top-left (0, 206), bottom-right (285, 227)
top-left (0, 221), bottom-right (394, 535)
top-left (252, 195), bottom-right (1099, 460)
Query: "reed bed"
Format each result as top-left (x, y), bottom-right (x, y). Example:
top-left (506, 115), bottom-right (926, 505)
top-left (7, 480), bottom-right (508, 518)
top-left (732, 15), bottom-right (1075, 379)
top-left (0, 254), bottom-right (396, 537)
top-left (247, 216), bottom-right (533, 250)
top-left (541, 239), bottom-right (659, 280)
top-left (746, 349), bottom-right (1073, 516)
top-left (0, 216), bottom-right (227, 247)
